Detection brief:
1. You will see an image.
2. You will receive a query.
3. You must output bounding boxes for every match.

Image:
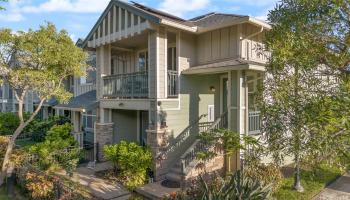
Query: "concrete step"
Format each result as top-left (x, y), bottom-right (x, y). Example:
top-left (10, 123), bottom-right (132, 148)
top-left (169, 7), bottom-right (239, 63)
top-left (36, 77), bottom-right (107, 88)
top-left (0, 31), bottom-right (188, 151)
top-left (165, 171), bottom-right (182, 183)
top-left (169, 166), bottom-right (182, 174)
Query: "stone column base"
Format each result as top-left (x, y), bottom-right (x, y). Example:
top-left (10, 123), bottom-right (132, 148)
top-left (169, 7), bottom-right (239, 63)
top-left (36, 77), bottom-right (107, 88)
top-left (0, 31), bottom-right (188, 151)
top-left (146, 128), bottom-right (172, 181)
top-left (95, 123), bottom-right (114, 161)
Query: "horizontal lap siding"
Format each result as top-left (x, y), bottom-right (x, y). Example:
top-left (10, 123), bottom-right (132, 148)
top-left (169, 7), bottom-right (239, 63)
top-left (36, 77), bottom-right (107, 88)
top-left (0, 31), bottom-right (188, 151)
top-left (112, 109), bottom-right (138, 143)
top-left (163, 75), bottom-right (221, 138)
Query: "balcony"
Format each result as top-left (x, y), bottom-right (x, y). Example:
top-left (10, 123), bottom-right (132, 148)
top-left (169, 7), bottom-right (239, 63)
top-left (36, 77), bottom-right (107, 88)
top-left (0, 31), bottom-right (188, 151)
top-left (103, 71), bottom-right (148, 99)
top-left (241, 39), bottom-right (270, 64)
top-left (248, 111), bottom-right (261, 134)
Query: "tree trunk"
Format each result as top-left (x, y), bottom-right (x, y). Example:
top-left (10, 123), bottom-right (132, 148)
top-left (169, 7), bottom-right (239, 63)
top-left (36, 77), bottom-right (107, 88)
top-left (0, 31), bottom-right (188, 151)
top-left (293, 153), bottom-right (304, 192)
top-left (0, 123), bottom-right (26, 186)
top-left (0, 98), bottom-right (45, 187)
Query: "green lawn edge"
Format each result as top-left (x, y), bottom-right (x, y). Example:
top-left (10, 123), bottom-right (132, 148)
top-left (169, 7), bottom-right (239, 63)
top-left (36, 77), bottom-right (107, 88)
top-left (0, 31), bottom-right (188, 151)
top-left (274, 164), bottom-right (343, 200)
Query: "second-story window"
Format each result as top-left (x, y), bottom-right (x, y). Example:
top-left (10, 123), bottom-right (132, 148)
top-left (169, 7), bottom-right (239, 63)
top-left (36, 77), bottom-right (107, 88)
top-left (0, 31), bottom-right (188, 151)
top-left (138, 51), bottom-right (148, 72)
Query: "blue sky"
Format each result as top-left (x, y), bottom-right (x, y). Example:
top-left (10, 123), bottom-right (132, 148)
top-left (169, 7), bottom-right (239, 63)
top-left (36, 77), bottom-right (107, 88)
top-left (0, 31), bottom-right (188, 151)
top-left (0, 0), bottom-right (278, 42)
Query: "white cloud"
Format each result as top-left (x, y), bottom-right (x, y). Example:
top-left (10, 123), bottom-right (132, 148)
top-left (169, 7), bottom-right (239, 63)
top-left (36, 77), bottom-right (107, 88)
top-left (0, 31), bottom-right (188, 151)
top-left (229, 0), bottom-right (277, 7)
top-left (21, 0), bottom-right (110, 13)
top-left (0, 0), bottom-right (25, 22)
top-left (158, 0), bottom-right (210, 18)
top-left (0, 12), bottom-right (24, 22)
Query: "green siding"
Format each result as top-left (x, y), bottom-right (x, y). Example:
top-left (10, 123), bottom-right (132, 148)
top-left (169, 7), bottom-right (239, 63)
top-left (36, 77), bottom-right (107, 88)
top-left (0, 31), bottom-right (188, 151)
top-left (112, 109), bottom-right (138, 143)
top-left (161, 74), bottom-right (224, 137)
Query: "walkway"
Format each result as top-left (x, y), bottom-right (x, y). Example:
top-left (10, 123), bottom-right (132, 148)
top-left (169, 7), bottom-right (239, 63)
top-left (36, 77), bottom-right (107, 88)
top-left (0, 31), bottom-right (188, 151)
top-left (136, 180), bottom-right (180, 200)
top-left (313, 172), bottom-right (350, 200)
top-left (59, 162), bottom-right (131, 200)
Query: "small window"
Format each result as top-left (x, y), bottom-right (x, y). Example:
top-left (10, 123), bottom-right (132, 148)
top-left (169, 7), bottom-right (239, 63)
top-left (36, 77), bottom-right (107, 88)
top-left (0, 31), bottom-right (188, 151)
top-left (105, 16), bottom-right (108, 36)
top-left (138, 51), bottom-right (148, 72)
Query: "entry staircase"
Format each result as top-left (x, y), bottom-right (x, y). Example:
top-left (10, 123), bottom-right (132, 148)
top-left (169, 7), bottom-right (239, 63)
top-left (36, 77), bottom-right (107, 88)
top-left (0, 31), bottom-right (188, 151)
top-left (162, 112), bottom-right (228, 184)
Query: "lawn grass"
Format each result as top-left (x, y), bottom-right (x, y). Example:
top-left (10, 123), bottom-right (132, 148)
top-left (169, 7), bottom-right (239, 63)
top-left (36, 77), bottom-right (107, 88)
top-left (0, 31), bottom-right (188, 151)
top-left (274, 164), bottom-right (343, 200)
top-left (0, 187), bottom-right (14, 200)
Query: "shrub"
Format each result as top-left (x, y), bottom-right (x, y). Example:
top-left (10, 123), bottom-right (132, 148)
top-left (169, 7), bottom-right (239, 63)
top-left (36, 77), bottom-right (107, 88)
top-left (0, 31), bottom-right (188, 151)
top-left (25, 170), bottom-right (54, 199)
top-left (0, 112), bottom-right (19, 135)
top-left (29, 123), bottom-right (80, 175)
top-left (28, 116), bottom-right (71, 142)
top-left (103, 141), bottom-right (153, 190)
top-left (165, 171), bottom-right (273, 200)
top-left (244, 163), bottom-right (283, 192)
top-left (0, 136), bottom-right (9, 165)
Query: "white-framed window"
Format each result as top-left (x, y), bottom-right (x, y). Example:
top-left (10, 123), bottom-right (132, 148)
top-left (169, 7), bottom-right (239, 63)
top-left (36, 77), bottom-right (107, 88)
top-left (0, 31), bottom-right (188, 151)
top-left (82, 110), bottom-right (97, 130)
top-left (138, 50), bottom-right (148, 72)
top-left (80, 76), bottom-right (86, 84)
top-left (247, 73), bottom-right (263, 111)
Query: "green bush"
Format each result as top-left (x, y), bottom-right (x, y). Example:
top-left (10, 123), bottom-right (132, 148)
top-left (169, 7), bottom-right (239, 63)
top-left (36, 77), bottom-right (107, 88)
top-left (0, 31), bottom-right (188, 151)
top-left (103, 141), bottom-right (153, 190)
top-left (29, 123), bottom-right (79, 175)
top-left (27, 116), bottom-right (71, 142)
top-left (166, 171), bottom-right (273, 200)
top-left (0, 112), bottom-right (19, 135)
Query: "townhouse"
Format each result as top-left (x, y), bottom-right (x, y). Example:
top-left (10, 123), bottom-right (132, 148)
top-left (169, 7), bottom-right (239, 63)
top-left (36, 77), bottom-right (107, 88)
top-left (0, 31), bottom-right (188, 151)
top-left (81, 0), bottom-right (270, 185)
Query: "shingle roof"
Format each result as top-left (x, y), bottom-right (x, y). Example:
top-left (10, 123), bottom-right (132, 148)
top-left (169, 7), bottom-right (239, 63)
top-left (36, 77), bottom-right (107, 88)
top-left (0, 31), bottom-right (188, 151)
top-left (55, 90), bottom-right (97, 111)
top-left (190, 13), bottom-right (247, 27)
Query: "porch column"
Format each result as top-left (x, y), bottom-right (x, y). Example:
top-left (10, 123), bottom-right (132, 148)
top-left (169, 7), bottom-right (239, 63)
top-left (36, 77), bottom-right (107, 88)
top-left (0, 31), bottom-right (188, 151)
top-left (227, 70), bottom-right (247, 172)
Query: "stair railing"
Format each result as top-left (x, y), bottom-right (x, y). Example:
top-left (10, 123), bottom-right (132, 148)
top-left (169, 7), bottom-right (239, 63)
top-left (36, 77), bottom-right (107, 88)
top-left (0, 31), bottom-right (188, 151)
top-left (157, 114), bottom-right (208, 161)
top-left (180, 111), bottom-right (228, 175)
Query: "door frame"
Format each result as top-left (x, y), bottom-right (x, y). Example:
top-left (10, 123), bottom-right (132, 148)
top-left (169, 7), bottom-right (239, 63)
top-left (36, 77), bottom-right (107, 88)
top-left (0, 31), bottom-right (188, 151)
top-left (220, 74), bottom-right (229, 115)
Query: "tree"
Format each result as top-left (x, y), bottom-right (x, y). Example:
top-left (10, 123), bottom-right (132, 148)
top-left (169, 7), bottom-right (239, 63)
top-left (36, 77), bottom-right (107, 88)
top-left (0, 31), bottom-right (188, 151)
top-left (262, 0), bottom-right (350, 192)
top-left (0, 23), bottom-right (86, 186)
top-left (0, 0), bottom-right (8, 11)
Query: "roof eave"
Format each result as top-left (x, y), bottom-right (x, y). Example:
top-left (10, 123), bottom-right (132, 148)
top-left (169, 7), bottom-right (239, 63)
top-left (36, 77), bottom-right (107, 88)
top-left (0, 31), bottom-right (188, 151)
top-left (160, 19), bottom-right (197, 33)
top-left (82, 0), bottom-right (161, 49)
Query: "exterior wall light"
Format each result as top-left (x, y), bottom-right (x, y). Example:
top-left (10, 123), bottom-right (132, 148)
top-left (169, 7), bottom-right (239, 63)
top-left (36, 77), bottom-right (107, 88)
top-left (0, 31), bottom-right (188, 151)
top-left (210, 86), bottom-right (216, 92)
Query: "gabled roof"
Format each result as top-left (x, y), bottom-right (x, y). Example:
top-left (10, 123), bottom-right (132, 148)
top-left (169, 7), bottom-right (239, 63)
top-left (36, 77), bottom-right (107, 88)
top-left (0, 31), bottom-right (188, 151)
top-left (54, 90), bottom-right (97, 111)
top-left (83, 0), bottom-right (271, 48)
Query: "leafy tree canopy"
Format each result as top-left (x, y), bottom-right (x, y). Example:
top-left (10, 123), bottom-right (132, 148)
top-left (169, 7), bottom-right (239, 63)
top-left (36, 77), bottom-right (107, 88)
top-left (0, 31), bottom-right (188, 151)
top-left (262, 0), bottom-right (350, 192)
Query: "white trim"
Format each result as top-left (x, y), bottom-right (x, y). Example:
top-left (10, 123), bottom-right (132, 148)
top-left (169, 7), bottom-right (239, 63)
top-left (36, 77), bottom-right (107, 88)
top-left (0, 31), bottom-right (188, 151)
top-left (160, 19), bottom-right (197, 32)
top-left (164, 29), bottom-right (168, 99)
top-left (220, 75), bottom-right (228, 115)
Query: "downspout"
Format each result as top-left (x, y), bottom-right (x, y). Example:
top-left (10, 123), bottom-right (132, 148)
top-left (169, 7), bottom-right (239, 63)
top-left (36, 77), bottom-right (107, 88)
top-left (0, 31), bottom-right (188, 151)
top-left (240, 26), bottom-right (264, 60)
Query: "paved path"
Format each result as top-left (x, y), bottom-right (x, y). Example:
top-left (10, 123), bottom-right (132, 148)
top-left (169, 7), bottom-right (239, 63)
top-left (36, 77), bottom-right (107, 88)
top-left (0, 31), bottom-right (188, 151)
top-left (59, 162), bottom-right (130, 200)
top-left (313, 173), bottom-right (350, 200)
top-left (136, 181), bottom-right (180, 200)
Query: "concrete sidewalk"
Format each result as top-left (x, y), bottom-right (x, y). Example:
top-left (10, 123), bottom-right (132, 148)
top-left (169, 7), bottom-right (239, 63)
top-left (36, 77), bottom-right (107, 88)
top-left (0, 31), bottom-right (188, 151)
top-left (313, 172), bottom-right (350, 200)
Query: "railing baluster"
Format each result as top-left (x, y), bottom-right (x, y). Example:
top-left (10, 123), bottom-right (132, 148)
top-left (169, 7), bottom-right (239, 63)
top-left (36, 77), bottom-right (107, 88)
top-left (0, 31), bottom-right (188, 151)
top-left (102, 71), bottom-right (148, 99)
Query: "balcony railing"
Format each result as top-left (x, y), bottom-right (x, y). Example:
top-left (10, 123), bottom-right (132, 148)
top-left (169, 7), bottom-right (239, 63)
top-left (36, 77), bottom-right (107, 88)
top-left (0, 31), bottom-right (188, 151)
top-left (248, 111), bottom-right (261, 134)
top-left (103, 71), bottom-right (148, 99)
top-left (167, 70), bottom-right (178, 98)
top-left (241, 39), bottom-right (270, 63)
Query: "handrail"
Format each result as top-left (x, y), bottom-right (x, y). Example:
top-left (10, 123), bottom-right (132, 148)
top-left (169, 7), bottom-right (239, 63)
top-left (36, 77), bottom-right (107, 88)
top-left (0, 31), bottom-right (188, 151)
top-left (180, 111), bottom-right (228, 174)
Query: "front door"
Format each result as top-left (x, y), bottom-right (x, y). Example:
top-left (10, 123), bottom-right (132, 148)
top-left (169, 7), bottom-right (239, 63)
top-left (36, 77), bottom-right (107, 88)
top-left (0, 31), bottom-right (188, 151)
top-left (140, 111), bottom-right (149, 146)
top-left (221, 77), bottom-right (229, 114)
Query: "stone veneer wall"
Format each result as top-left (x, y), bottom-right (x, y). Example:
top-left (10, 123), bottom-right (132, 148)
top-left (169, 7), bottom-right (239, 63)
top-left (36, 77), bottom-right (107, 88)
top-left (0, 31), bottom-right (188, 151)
top-left (95, 123), bottom-right (114, 161)
top-left (183, 155), bottom-right (225, 187)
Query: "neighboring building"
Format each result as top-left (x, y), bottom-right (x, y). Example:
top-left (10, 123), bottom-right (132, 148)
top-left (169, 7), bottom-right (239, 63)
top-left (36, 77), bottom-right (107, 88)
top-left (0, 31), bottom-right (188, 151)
top-left (0, 82), bottom-right (38, 113)
top-left (88, 0), bottom-right (270, 185)
top-left (54, 43), bottom-right (97, 148)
